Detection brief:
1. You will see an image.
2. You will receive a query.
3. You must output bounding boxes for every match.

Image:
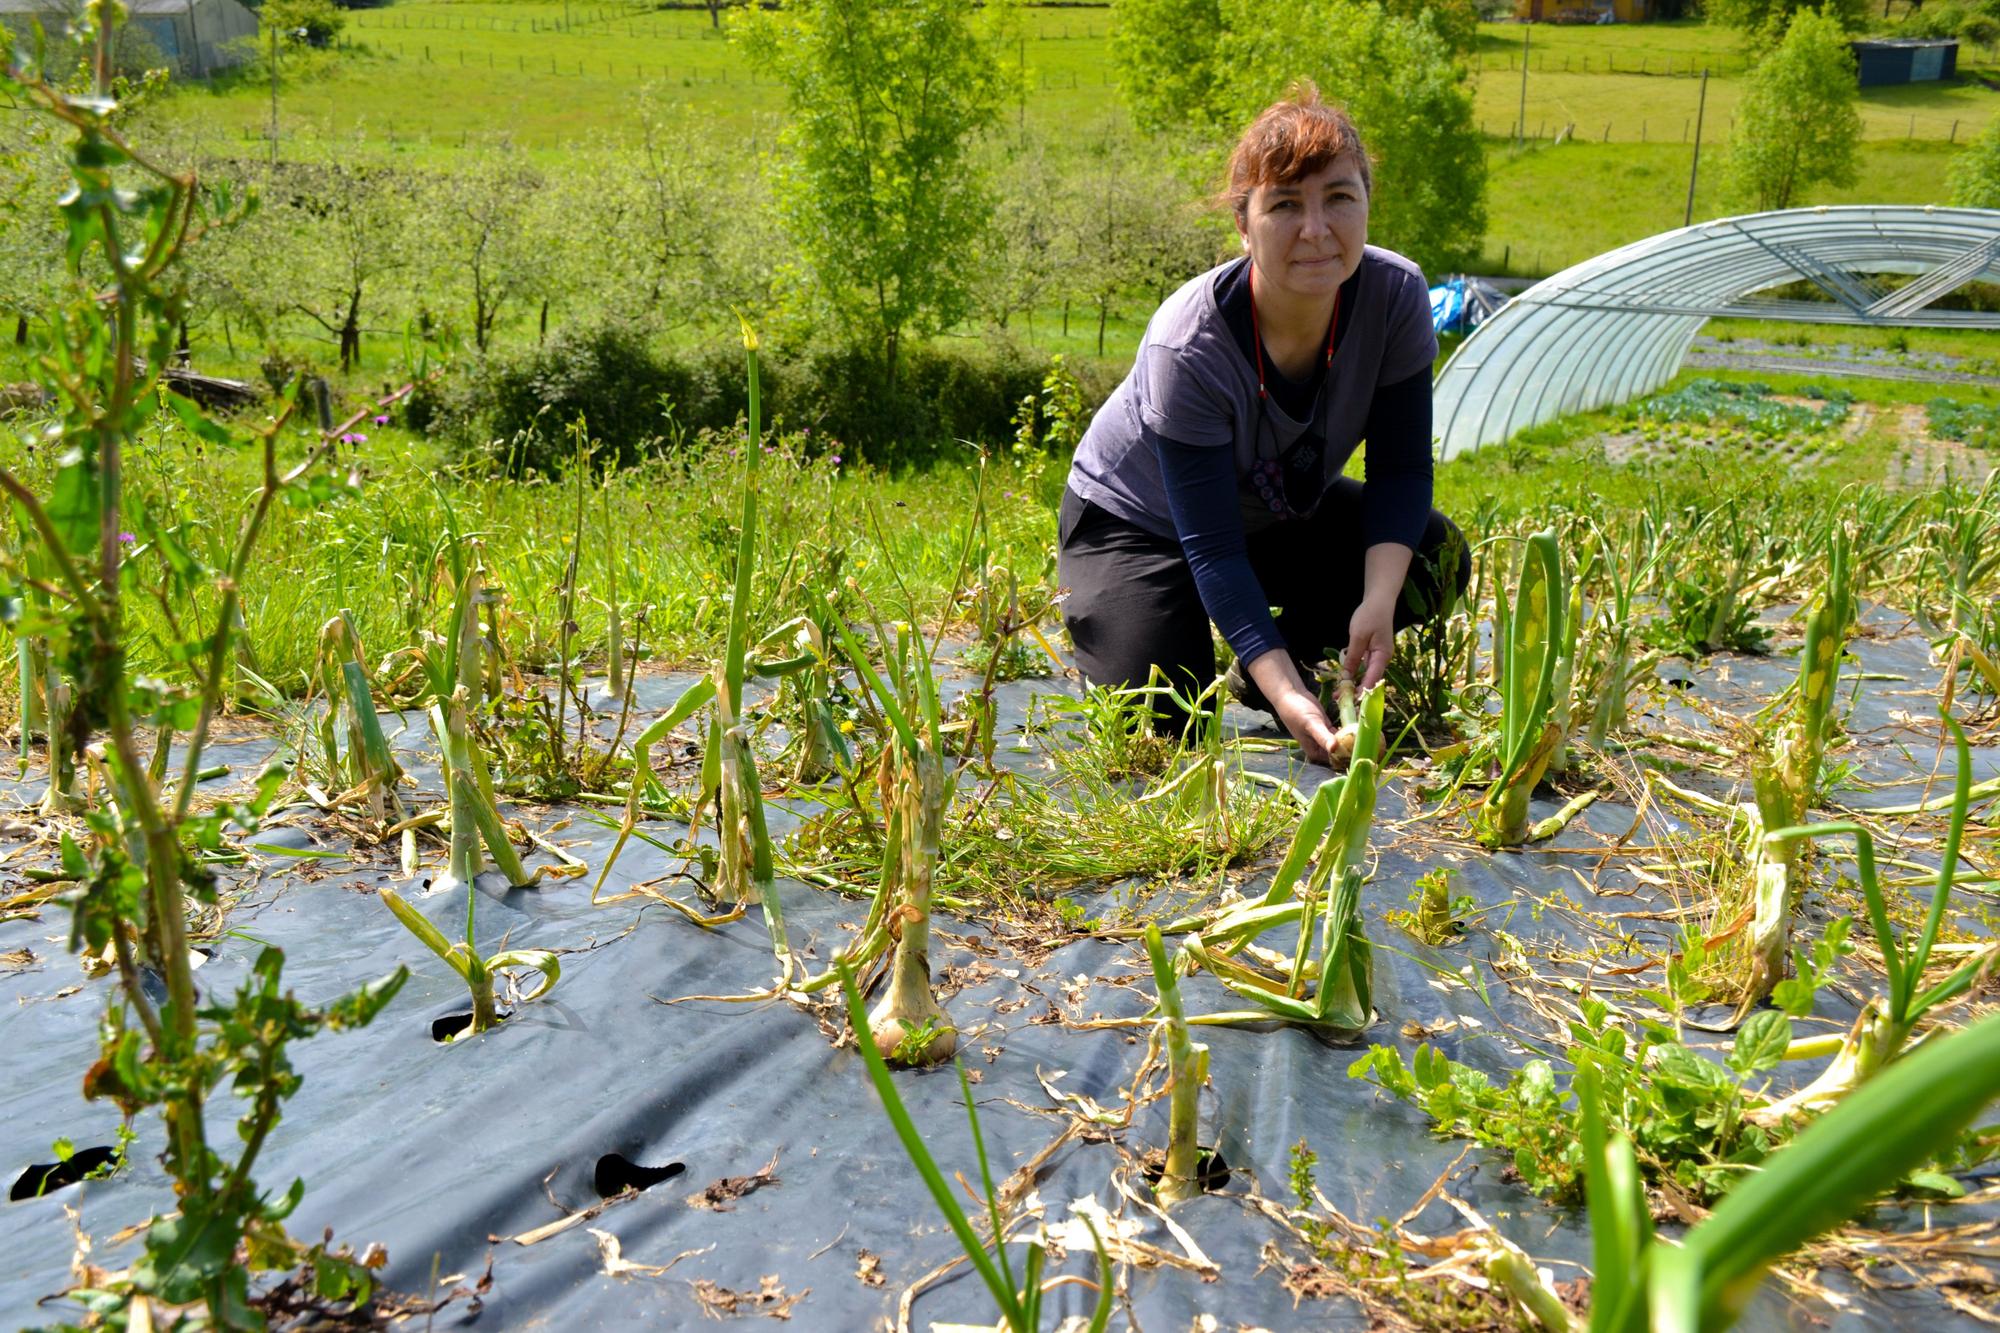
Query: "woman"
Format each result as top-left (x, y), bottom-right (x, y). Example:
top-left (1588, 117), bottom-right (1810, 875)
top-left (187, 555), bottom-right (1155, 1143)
top-left (1058, 82), bottom-right (1470, 765)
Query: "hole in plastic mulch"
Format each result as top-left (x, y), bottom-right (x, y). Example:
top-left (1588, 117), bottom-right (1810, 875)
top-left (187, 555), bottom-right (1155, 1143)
top-left (594, 1154), bottom-right (687, 1199)
top-left (430, 1011), bottom-right (507, 1044)
top-left (1139, 1145), bottom-right (1232, 1195)
top-left (10, 1147), bottom-right (118, 1202)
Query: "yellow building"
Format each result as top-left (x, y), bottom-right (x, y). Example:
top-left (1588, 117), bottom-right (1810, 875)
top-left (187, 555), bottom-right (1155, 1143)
top-left (1513, 0), bottom-right (1655, 22)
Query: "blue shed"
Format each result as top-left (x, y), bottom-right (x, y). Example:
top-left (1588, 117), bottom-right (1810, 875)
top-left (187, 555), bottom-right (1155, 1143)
top-left (1848, 38), bottom-right (1959, 86)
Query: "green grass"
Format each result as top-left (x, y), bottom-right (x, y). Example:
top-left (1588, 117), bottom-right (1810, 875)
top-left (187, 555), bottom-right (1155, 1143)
top-left (1478, 139), bottom-right (1982, 275)
top-left (149, 3), bottom-right (1997, 293)
top-left (160, 2), bottom-right (1121, 160)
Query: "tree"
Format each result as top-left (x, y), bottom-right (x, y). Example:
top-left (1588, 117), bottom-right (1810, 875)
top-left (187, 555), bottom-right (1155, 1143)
top-left (1381, 0), bottom-right (1481, 55)
top-left (280, 139), bottom-right (412, 371)
top-left (1724, 9), bottom-right (1862, 213)
top-left (423, 141), bottom-right (549, 353)
top-left (1220, 0), bottom-right (1488, 276)
top-left (733, 0), bottom-right (1014, 385)
top-left (1110, 0), bottom-right (1230, 132)
top-left (1706, 0), bottom-right (1868, 48)
top-left (971, 131), bottom-right (1080, 336)
top-left (1948, 116), bottom-right (2000, 208)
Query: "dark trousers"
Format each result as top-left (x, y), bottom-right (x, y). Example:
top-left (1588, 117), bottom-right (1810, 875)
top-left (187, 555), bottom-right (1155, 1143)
top-left (1057, 480), bottom-right (1472, 717)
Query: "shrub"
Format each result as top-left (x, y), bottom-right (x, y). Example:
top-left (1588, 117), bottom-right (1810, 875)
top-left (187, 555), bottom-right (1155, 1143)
top-left (439, 321), bottom-right (1105, 474)
top-left (265, 0), bottom-right (346, 47)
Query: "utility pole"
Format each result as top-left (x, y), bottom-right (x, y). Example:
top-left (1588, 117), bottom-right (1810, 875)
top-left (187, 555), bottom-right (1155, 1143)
top-left (267, 19), bottom-right (279, 168)
top-left (1683, 67), bottom-right (1708, 228)
top-left (1515, 24), bottom-right (1531, 148)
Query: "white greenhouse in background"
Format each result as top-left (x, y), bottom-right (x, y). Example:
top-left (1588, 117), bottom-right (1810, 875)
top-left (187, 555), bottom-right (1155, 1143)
top-left (1434, 206), bottom-right (2000, 459)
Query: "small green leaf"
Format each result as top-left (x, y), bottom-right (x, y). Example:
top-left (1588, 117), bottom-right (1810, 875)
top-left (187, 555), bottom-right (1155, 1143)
top-left (1729, 1011), bottom-right (1794, 1076)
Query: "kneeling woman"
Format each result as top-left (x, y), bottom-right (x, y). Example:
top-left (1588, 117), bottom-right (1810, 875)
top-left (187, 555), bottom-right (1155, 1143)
top-left (1059, 83), bottom-right (1470, 765)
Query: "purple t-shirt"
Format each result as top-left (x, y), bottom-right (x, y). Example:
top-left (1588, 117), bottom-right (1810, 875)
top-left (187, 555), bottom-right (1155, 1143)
top-left (1068, 246), bottom-right (1437, 540)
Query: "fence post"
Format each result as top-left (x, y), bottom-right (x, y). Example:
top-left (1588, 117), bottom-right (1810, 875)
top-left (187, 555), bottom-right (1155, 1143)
top-left (1950, 119), bottom-right (1958, 143)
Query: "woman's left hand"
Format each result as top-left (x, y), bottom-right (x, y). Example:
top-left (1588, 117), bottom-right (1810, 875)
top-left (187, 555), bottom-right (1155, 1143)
top-left (1344, 595), bottom-right (1397, 689)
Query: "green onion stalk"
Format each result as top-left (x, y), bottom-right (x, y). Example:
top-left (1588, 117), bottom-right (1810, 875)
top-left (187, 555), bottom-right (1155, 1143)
top-left (1166, 685), bottom-right (1383, 1034)
top-left (1475, 530), bottom-right (1569, 848)
top-left (1544, 566), bottom-right (1585, 778)
top-left (1666, 529), bottom-right (1853, 1019)
top-left (602, 481), bottom-right (625, 700)
top-left (1135, 673), bottom-right (1236, 853)
top-left (1748, 717), bottom-right (1993, 1125)
top-left (380, 885), bottom-right (559, 1039)
top-left (1579, 522), bottom-right (1657, 754)
top-left (1144, 924), bottom-right (1208, 1207)
top-left (20, 546), bottom-right (82, 815)
top-left (835, 964), bottom-right (1115, 1333)
top-left (826, 606), bottom-right (959, 1066)
top-left (311, 613), bottom-right (413, 862)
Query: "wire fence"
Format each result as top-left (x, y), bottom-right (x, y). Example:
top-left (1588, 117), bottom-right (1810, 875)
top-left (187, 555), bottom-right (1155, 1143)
top-left (344, 9), bottom-right (1109, 40)
top-left (328, 37), bottom-right (1116, 87)
top-left (1484, 108), bottom-right (1983, 144)
top-left (1473, 47), bottom-right (1753, 76)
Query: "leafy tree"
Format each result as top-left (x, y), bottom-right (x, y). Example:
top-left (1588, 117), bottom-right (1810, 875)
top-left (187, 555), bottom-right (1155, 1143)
top-left (565, 93), bottom-right (782, 337)
top-left (971, 132), bottom-right (1073, 334)
top-left (1110, 0), bottom-right (1230, 132)
top-left (1706, 0), bottom-right (1868, 48)
top-left (1948, 116), bottom-right (2000, 208)
top-left (1220, 0), bottom-right (1487, 276)
top-left (423, 141), bottom-right (549, 353)
top-left (1724, 9), bottom-right (1862, 213)
top-left (280, 138), bottom-right (412, 371)
top-left (1382, 0), bottom-right (1480, 55)
top-left (733, 0), bottom-right (1014, 384)
top-left (0, 110), bottom-right (65, 347)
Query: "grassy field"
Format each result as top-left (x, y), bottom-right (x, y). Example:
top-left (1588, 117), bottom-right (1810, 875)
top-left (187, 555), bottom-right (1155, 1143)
top-left (1476, 138), bottom-right (1979, 273)
top-left (153, 3), bottom-right (2000, 284)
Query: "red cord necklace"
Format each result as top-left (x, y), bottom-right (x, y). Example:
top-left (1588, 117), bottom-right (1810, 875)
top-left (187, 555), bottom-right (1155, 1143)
top-left (1248, 263), bottom-right (1341, 403)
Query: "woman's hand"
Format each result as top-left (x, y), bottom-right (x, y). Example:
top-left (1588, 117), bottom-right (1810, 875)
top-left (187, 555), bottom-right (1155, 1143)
top-left (1246, 648), bottom-right (1343, 765)
top-left (1343, 595), bottom-right (1397, 689)
top-left (1345, 543), bottom-right (1414, 689)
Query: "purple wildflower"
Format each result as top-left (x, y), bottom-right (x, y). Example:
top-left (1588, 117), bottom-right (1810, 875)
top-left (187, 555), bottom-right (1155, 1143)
top-left (118, 531), bottom-right (135, 544)
top-left (373, 414), bottom-right (390, 426)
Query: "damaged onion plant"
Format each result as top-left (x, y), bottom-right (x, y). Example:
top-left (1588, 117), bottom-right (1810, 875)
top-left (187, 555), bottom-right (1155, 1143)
top-left (1159, 682), bottom-right (1384, 1035)
top-left (1, 20), bottom-right (405, 1325)
top-left (1650, 527), bottom-right (1854, 1019)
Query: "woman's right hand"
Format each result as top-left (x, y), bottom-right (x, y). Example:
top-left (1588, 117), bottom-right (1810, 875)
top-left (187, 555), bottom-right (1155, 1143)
top-left (1247, 648), bottom-right (1343, 766)
top-left (1275, 693), bottom-right (1343, 765)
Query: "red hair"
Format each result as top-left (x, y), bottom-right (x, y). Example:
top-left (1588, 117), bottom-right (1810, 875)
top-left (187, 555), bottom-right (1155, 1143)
top-left (1221, 81), bottom-right (1372, 219)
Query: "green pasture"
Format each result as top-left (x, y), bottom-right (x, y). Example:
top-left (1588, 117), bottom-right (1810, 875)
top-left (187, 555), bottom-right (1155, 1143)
top-left (151, 2), bottom-right (2000, 288)
top-left (1478, 139), bottom-right (1981, 273)
top-left (163, 6), bottom-right (1998, 155)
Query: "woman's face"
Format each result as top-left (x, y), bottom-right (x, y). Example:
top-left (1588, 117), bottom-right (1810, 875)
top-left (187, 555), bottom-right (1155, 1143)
top-left (1236, 157), bottom-right (1369, 306)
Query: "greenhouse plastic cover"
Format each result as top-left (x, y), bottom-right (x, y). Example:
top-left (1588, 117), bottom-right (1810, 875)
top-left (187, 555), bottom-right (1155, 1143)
top-left (2, 610), bottom-right (1997, 1330)
top-left (1433, 206), bottom-right (2000, 460)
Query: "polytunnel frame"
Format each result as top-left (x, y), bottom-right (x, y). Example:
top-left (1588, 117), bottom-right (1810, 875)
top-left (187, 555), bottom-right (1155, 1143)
top-left (1432, 206), bottom-right (2000, 460)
